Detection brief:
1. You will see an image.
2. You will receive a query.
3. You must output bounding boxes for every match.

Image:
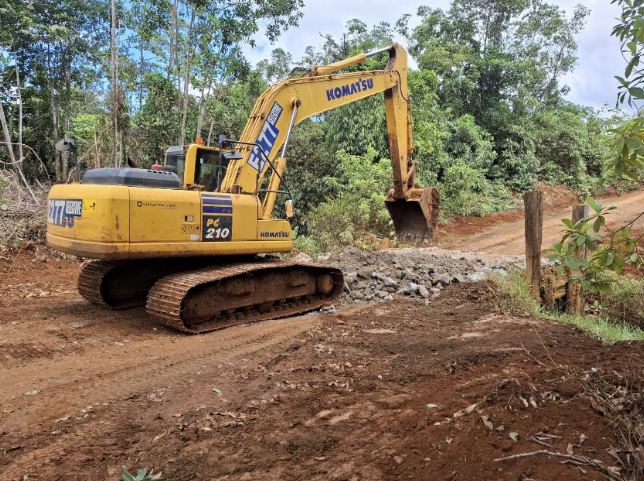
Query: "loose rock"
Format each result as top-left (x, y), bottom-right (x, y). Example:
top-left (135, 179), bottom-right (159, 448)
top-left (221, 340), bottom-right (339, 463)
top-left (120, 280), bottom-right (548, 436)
top-left (312, 246), bottom-right (523, 306)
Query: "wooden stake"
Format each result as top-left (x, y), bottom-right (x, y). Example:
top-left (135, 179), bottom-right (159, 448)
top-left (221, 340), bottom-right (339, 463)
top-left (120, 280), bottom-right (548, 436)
top-left (566, 204), bottom-right (590, 315)
top-left (524, 191), bottom-right (543, 302)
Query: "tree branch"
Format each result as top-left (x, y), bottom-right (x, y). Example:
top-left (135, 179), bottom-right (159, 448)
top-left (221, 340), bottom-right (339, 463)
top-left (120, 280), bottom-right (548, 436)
top-left (494, 450), bottom-right (625, 481)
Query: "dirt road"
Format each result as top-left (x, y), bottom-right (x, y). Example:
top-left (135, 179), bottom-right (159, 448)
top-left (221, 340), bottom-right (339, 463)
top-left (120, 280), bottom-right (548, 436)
top-left (1, 188), bottom-right (642, 480)
top-left (436, 189), bottom-right (644, 254)
top-left (1, 254), bottom-right (641, 480)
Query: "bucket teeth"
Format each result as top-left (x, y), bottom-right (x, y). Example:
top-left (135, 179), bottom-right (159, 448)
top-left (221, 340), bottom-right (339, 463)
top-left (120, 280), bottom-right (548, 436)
top-left (395, 233), bottom-right (428, 247)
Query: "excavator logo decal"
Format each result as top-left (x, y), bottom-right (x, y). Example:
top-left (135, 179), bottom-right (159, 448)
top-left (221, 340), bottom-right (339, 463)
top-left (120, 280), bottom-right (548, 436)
top-left (48, 199), bottom-right (82, 228)
top-left (247, 102), bottom-right (283, 172)
top-left (326, 78), bottom-right (374, 101)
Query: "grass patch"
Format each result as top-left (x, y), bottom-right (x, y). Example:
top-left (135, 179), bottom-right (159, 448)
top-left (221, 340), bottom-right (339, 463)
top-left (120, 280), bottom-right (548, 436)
top-left (544, 311), bottom-right (644, 344)
top-left (490, 269), bottom-right (644, 343)
top-left (489, 269), bottom-right (540, 318)
top-left (599, 276), bottom-right (644, 328)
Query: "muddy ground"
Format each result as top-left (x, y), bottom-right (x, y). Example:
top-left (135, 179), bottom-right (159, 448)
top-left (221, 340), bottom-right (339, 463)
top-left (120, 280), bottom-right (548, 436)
top-left (1, 252), bottom-right (642, 481)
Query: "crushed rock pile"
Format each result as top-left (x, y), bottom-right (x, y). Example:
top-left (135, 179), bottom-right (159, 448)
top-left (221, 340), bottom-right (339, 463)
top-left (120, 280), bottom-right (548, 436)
top-left (294, 246), bottom-right (526, 304)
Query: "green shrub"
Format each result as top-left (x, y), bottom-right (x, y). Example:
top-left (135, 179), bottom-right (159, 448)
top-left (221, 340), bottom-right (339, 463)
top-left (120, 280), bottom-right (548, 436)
top-left (599, 276), bottom-right (644, 328)
top-left (437, 160), bottom-right (516, 219)
top-left (292, 234), bottom-right (320, 258)
top-left (489, 269), bottom-right (541, 318)
top-left (491, 269), bottom-right (644, 343)
top-left (306, 192), bottom-right (386, 252)
top-left (549, 311), bottom-right (644, 344)
top-left (303, 148), bottom-right (392, 252)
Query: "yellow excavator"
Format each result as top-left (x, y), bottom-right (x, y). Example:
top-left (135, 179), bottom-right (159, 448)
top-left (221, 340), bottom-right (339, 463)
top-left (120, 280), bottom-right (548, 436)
top-left (46, 43), bottom-right (440, 334)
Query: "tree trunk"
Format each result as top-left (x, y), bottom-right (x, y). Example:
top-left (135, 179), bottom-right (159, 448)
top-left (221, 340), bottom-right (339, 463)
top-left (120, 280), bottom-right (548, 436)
top-left (50, 92), bottom-right (61, 182)
top-left (139, 39), bottom-right (144, 111)
top-left (94, 129), bottom-right (100, 168)
top-left (207, 119), bottom-right (215, 146)
top-left (167, 0), bottom-right (179, 79)
top-left (119, 128), bottom-right (124, 167)
top-left (195, 83), bottom-right (207, 140)
top-left (174, 0), bottom-right (182, 129)
top-left (62, 53), bottom-right (71, 180)
top-left (14, 52), bottom-right (24, 170)
top-left (0, 101), bottom-right (37, 203)
top-left (110, 0), bottom-right (118, 167)
top-left (179, 6), bottom-right (196, 145)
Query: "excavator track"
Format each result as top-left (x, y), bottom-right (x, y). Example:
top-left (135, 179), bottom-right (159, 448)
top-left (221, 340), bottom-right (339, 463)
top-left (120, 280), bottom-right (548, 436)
top-left (77, 257), bottom-right (246, 310)
top-left (146, 260), bottom-right (344, 334)
top-left (78, 261), bottom-right (117, 307)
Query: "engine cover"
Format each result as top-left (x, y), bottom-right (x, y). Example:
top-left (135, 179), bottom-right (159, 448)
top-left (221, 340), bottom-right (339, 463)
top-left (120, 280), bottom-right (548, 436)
top-left (81, 168), bottom-right (181, 189)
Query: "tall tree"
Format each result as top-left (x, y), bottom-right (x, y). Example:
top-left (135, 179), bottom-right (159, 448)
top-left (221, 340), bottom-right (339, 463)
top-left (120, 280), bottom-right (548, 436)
top-left (404, 0), bottom-right (589, 137)
top-left (1, 0), bottom-right (109, 180)
top-left (110, 0), bottom-right (119, 166)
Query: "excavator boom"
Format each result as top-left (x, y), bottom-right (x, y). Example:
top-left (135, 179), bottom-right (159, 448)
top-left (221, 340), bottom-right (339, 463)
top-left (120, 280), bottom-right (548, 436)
top-left (217, 43), bottom-right (439, 241)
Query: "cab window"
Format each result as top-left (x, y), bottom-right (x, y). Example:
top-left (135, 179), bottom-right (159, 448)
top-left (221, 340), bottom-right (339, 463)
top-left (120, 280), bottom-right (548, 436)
top-left (166, 154), bottom-right (185, 183)
top-left (196, 148), bottom-right (232, 192)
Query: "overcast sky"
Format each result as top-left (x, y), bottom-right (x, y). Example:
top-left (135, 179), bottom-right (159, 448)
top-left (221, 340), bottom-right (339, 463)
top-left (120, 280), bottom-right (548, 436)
top-left (242, 0), bottom-right (626, 111)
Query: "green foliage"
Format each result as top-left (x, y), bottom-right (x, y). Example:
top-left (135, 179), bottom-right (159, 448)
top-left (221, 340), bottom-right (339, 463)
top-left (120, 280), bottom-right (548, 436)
top-left (546, 0), bottom-right (644, 309)
top-left (401, 0), bottom-right (602, 197)
top-left (133, 73), bottom-right (181, 164)
top-left (312, 20), bottom-right (394, 159)
top-left (490, 269), bottom-right (541, 318)
top-left (292, 234), bottom-right (321, 258)
top-left (0, 0), bottom-right (625, 254)
top-left (549, 198), bottom-right (644, 295)
top-left (599, 276), bottom-right (644, 328)
top-left (304, 149), bottom-right (392, 252)
top-left (405, 0), bottom-right (589, 140)
top-left (412, 109), bottom-right (515, 218)
top-left (0, 0), bottom-right (305, 178)
top-left (205, 72), bottom-right (267, 140)
top-left (436, 160), bottom-right (515, 219)
top-left (532, 108), bottom-right (606, 194)
top-left (547, 310), bottom-right (644, 344)
top-left (324, 96), bottom-right (388, 157)
top-left (257, 48), bottom-right (293, 83)
top-left (604, 117), bottom-right (644, 186)
top-left (283, 120), bottom-right (337, 229)
top-left (612, 0), bottom-right (644, 107)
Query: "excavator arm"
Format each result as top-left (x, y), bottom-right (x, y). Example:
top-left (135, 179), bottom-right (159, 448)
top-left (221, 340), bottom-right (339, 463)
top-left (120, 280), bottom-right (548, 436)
top-left (218, 43), bottom-right (439, 243)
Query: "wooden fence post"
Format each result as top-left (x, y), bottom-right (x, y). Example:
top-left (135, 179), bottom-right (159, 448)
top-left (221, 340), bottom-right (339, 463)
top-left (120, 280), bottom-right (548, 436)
top-left (566, 204), bottom-right (590, 315)
top-left (524, 191), bottom-right (543, 302)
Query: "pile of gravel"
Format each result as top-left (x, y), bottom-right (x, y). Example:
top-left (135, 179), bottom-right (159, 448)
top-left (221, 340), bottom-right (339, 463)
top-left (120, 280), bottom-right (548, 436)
top-left (294, 246), bottom-right (526, 304)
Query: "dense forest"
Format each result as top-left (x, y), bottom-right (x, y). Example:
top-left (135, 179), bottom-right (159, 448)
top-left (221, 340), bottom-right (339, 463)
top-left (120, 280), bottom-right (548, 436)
top-left (0, 0), bottom-right (642, 253)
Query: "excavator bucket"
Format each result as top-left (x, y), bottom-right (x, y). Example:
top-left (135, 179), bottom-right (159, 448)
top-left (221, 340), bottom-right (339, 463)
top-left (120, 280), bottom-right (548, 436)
top-left (385, 187), bottom-right (440, 245)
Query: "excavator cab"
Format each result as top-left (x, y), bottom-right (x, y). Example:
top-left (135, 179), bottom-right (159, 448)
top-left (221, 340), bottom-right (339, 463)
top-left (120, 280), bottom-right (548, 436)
top-left (165, 144), bottom-right (245, 193)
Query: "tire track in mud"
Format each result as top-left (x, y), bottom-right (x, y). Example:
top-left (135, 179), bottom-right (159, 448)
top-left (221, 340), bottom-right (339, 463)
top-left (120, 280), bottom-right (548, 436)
top-left (0, 314), bottom-right (320, 431)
